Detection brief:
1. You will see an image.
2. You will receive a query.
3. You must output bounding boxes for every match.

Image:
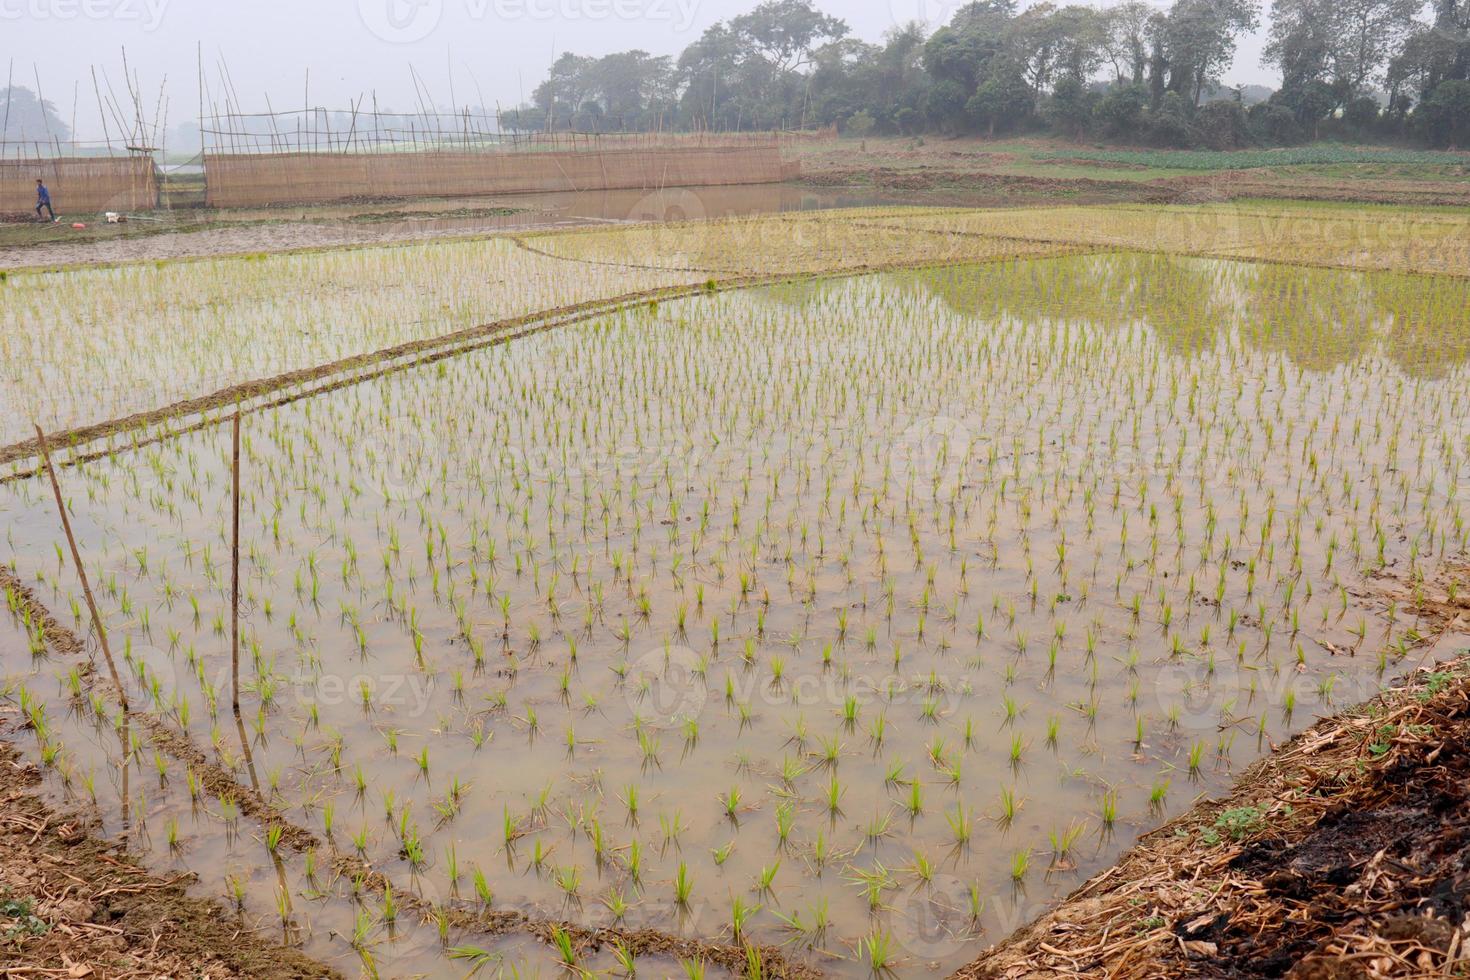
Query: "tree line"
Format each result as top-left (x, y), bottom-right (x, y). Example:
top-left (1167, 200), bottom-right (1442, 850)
top-left (503, 0), bottom-right (1470, 147)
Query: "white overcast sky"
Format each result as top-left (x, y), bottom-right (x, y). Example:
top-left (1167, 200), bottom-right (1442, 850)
top-left (4, 0), bottom-right (1278, 141)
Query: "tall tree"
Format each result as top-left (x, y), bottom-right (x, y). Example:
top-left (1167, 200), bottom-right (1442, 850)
top-left (968, 59), bottom-right (1035, 134)
top-left (674, 2), bottom-right (849, 129)
top-left (677, 24), bottom-right (747, 129)
top-left (1153, 0), bottom-right (1260, 105)
top-left (807, 24), bottom-right (933, 132)
top-left (1010, 4), bottom-right (1107, 95)
top-left (730, 0), bottom-right (849, 77)
top-left (1428, 0), bottom-right (1470, 86)
top-left (1267, 0), bottom-right (1420, 100)
top-left (533, 54), bottom-right (597, 129)
top-left (1101, 1), bottom-right (1157, 84)
top-left (1388, 0), bottom-right (1470, 142)
top-left (1264, 0), bottom-right (1334, 93)
top-left (514, 0), bottom-right (1465, 146)
top-left (922, 0), bottom-right (1018, 93)
top-left (0, 86), bottom-right (72, 143)
top-left (1334, 0), bottom-right (1423, 92)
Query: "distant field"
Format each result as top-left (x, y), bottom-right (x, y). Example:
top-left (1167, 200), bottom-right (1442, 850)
top-left (1026, 144), bottom-right (1470, 172)
top-left (793, 136), bottom-right (1470, 206)
top-left (979, 161), bottom-right (1202, 182)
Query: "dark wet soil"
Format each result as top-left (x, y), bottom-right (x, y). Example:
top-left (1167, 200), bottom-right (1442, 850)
top-left (1179, 680), bottom-right (1470, 978)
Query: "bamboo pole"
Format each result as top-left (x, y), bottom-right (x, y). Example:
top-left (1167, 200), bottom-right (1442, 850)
top-left (34, 425), bottom-right (128, 714)
top-left (230, 411), bottom-right (242, 720)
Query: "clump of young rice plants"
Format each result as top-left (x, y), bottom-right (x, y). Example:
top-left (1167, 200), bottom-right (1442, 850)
top-left (3, 242), bottom-right (1467, 980)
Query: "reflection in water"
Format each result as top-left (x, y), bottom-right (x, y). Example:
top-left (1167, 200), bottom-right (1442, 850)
top-left (893, 254), bottom-right (1470, 377)
top-left (234, 710), bottom-right (299, 946)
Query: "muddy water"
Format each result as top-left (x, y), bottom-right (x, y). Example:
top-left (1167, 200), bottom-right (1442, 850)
top-left (3, 253), bottom-right (1469, 978)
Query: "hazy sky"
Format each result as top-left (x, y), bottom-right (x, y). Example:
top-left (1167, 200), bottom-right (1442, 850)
top-left (6, 0), bottom-right (1279, 142)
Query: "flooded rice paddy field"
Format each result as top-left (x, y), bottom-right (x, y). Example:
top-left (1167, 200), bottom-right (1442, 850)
top-left (532, 201), bottom-right (1470, 279)
top-left (0, 238), bottom-right (695, 447)
top-left (3, 249), bottom-right (1470, 978)
top-left (6, 202), bottom-right (1468, 455)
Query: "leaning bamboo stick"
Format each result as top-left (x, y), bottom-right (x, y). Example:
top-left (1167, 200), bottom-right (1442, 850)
top-left (230, 411), bottom-right (242, 719)
top-left (33, 424), bottom-right (129, 713)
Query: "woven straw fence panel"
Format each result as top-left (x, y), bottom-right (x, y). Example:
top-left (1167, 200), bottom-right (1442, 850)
top-left (204, 144), bottom-right (789, 208)
top-left (1, 157), bottom-right (157, 212)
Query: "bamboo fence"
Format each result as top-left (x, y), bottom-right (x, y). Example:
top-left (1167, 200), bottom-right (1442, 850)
top-left (1, 155), bottom-right (157, 213)
top-left (204, 141), bottom-right (794, 208)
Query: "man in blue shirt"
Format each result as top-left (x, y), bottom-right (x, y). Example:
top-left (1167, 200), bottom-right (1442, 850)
top-left (35, 179), bottom-right (56, 222)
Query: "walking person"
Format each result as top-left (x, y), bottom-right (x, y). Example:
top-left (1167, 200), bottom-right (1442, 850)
top-left (35, 178), bottom-right (56, 222)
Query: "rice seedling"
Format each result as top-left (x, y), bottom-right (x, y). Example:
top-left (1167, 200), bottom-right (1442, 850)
top-left (1150, 779), bottom-right (1172, 807)
top-left (472, 867), bottom-right (493, 906)
top-left (1099, 790), bottom-right (1119, 827)
top-left (720, 786), bottom-right (742, 820)
top-left (827, 776), bottom-right (845, 816)
top-left (847, 863), bottom-right (897, 911)
top-left (674, 862), bottom-right (693, 906)
top-left (551, 926), bottom-right (578, 969)
top-left (862, 930), bottom-right (897, 973)
top-left (611, 940), bottom-right (637, 977)
top-left (1011, 849), bottom-right (1032, 882)
top-left (906, 779), bottom-right (925, 818)
top-left (381, 883), bottom-right (397, 924)
top-left (947, 803), bottom-right (973, 846)
top-left (1049, 822), bottom-right (1086, 866)
top-left (554, 864), bottom-right (582, 900)
top-left (730, 894), bottom-right (762, 940)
